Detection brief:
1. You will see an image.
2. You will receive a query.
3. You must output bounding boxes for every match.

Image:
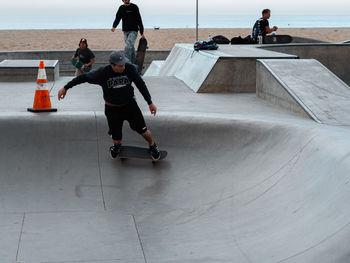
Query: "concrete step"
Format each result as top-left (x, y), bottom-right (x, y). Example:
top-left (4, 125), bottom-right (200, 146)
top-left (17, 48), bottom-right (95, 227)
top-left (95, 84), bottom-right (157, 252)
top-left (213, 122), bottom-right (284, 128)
top-left (145, 44), bottom-right (297, 93)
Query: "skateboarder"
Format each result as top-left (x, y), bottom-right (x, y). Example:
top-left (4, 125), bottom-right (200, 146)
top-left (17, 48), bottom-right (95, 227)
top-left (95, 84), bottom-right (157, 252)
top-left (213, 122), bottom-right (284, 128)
top-left (111, 0), bottom-right (145, 64)
top-left (58, 51), bottom-right (161, 160)
top-left (252, 9), bottom-right (278, 43)
top-left (70, 38), bottom-right (95, 76)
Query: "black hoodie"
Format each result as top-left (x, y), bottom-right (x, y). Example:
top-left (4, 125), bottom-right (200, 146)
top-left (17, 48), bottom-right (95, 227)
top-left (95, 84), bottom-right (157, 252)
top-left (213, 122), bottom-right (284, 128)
top-left (112, 3), bottom-right (144, 35)
top-left (64, 63), bottom-right (152, 105)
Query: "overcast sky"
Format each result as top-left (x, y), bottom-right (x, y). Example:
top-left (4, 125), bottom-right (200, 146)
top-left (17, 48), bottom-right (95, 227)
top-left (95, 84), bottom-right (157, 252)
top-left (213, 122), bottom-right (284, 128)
top-left (1, 0), bottom-right (350, 15)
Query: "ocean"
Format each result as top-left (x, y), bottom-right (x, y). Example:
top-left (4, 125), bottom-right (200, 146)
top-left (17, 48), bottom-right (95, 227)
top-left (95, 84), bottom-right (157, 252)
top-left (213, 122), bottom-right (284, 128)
top-left (1, 14), bottom-right (350, 30)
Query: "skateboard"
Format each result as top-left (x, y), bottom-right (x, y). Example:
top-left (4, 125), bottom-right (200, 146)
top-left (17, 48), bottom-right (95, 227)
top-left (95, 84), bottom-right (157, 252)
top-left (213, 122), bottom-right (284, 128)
top-left (263, 35), bottom-right (293, 44)
top-left (72, 57), bottom-right (91, 73)
top-left (118, 145), bottom-right (167, 162)
top-left (135, 38), bottom-right (148, 74)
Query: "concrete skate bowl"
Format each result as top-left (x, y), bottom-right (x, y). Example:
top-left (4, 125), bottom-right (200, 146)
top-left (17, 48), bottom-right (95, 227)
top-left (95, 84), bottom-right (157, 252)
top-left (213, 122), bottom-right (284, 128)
top-left (1, 113), bottom-right (350, 263)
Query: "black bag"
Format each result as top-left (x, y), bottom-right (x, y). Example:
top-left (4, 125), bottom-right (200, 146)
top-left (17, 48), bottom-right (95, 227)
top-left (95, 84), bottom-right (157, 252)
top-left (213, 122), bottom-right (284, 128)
top-left (231, 36), bottom-right (243, 44)
top-left (231, 35), bottom-right (257, 45)
top-left (212, 35), bottom-right (230, 44)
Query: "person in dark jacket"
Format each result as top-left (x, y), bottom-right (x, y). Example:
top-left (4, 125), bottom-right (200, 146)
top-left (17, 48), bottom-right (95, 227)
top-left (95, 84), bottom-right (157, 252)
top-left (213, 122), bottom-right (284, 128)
top-left (252, 9), bottom-right (278, 43)
top-left (58, 51), bottom-right (161, 160)
top-left (70, 38), bottom-right (95, 76)
top-left (111, 0), bottom-right (145, 64)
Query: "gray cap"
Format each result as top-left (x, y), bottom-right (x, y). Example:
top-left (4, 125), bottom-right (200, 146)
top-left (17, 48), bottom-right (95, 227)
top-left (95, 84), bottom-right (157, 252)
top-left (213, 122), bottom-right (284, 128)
top-left (109, 51), bottom-right (129, 66)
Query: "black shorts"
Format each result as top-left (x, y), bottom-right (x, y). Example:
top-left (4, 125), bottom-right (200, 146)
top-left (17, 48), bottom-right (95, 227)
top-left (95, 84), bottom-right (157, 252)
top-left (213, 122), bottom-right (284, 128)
top-left (105, 99), bottom-right (148, 140)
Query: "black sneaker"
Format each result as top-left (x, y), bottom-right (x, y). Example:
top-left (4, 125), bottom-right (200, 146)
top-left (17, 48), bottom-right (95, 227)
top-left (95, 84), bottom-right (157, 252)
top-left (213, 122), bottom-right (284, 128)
top-left (110, 144), bottom-right (121, 158)
top-left (149, 143), bottom-right (161, 160)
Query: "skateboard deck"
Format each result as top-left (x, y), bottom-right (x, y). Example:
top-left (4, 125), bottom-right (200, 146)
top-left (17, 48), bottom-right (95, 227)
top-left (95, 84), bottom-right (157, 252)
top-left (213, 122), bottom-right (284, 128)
top-left (135, 38), bottom-right (148, 74)
top-left (264, 35), bottom-right (292, 44)
top-left (119, 145), bottom-right (167, 161)
top-left (72, 57), bottom-right (91, 73)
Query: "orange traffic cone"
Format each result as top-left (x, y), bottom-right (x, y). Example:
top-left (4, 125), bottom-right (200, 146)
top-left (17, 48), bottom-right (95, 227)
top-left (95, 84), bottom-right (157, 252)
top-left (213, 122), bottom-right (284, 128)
top-left (27, 61), bottom-right (57, 112)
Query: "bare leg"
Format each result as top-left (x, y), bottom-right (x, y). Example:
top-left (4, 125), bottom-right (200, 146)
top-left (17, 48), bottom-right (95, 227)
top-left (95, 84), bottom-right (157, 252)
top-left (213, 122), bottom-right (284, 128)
top-left (112, 131), bottom-right (154, 146)
top-left (141, 130), bottom-right (155, 146)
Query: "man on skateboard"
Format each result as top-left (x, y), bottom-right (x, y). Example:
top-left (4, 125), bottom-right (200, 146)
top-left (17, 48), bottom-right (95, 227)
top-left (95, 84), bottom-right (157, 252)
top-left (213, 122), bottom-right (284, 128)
top-left (111, 0), bottom-right (145, 64)
top-left (58, 51), bottom-right (161, 160)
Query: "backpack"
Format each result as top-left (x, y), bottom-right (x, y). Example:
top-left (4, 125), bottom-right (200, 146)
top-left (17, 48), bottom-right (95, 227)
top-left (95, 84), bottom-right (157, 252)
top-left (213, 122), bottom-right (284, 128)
top-left (252, 19), bottom-right (263, 42)
top-left (194, 40), bottom-right (219, 51)
top-left (230, 35), bottom-right (256, 45)
top-left (212, 35), bottom-right (230, 44)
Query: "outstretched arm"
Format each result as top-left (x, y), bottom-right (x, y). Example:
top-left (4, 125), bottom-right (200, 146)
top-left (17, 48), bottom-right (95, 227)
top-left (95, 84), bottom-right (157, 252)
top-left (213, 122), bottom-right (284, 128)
top-left (57, 68), bottom-right (103, 100)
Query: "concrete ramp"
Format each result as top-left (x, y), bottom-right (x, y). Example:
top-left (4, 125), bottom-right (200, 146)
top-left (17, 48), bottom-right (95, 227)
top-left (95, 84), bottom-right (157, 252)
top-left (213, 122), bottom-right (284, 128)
top-left (145, 44), bottom-right (218, 92)
top-left (145, 44), bottom-right (296, 93)
top-left (257, 59), bottom-right (350, 125)
top-left (1, 113), bottom-right (350, 262)
top-left (1, 75), bottom-right (350, 262)
top-left (143, 60), bottom-right (164, 76)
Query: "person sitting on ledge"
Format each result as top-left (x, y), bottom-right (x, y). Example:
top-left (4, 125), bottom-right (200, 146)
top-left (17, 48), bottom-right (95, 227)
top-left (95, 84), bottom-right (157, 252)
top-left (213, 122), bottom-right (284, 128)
top-left (252, 9), bottom-right (278, 43)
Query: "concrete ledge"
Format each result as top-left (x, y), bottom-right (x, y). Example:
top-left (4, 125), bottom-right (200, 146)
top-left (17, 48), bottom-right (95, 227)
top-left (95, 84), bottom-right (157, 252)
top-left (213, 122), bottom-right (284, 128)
top-left (146, 44), bottom-right (297, 93)
top-left (0, 59), bottom-right (59, 82)
top-left (0, 50), bottom-right (170, 76)
top-left (260, 43), bottom-right (350, 86)
top-left (257, 59), bottom-right (350, 125)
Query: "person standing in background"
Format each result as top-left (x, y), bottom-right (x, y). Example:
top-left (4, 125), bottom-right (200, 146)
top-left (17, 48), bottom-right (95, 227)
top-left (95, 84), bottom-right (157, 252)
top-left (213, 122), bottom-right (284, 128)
top-left (70, 38), bottom-right (95, 76)
top-left (111, 0), bottom-right (145, 64)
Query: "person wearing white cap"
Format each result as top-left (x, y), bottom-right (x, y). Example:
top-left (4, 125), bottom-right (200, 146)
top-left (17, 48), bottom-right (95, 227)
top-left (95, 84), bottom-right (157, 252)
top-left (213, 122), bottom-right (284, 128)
top-left (58, 50), bottom-right (161, 160)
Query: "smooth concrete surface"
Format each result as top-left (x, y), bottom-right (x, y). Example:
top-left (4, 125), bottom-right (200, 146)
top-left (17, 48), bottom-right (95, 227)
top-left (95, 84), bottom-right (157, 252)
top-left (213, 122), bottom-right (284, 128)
top-left (143, 60), bottom-right (164, 76)
top-left (257, 59), bottom-right (350, 125)
top-left (145, 44), bottom-right (297, 93)
top-left (18, 212), bottom-right (145, 263)
top-left (261, 43), bottom-right (350, 86)
top-left (1, 75), bottom-right (350, 262)
top-left (0, 213), bottom-right (23, 263)
top-left (0, 59), bottom-right (59, 82)
top-left (147, 44), bottom-right (219, 93)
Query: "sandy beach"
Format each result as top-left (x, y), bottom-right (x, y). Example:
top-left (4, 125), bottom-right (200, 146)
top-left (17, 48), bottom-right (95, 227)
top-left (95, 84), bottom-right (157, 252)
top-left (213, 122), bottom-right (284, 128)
top-left (0, 28), bottom-right (349, 51)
